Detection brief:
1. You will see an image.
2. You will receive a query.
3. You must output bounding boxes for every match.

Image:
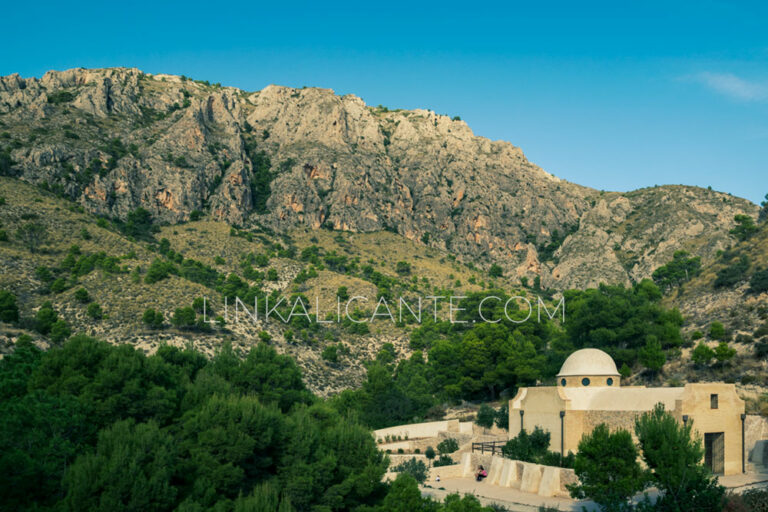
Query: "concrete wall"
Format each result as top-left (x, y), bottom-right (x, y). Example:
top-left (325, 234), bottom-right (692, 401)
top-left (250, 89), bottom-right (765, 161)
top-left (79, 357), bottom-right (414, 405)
top-left (388, 453), bottom-right (428, 466)
top-left (374, 419), bottom-right (460, 441)
top-left (509, 387), bottom-right (566, 453)
top-left (680, 383), bottom-right (746, 476)
top-left (380, 433), bottom-right (471, 454)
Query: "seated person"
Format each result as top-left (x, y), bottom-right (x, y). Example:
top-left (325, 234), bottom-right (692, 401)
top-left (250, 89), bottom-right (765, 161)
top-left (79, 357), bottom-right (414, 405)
top-left (475, 465), bottom-right (487, 481)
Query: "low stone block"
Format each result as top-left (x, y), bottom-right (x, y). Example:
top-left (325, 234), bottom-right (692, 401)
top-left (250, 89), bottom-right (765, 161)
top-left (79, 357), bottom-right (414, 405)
top-left (519, 463), bottom-right (543, 494)
top-left (498, 459), bottom-right (519, 487)
top-left (460, 452), bottom-right (473, 478)
top-left (488, 456), bottom-right (504, 485)
top-left (538, 466), bottom-right (560, 497)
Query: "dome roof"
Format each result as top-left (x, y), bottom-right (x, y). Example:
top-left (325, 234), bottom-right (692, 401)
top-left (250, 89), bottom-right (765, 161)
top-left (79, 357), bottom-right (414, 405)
top-left (557, 348), bottom-right (620, 377)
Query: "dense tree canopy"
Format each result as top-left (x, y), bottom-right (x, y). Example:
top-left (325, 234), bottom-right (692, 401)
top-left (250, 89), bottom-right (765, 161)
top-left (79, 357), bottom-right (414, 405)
top-left (0, 336), bottom-right (388, 511)
top-left (563, 280), bottom-right (683, 369)
top-left (0, 334), bottom-right (502, 511)
top-left (652, 251), bottom-right (701, 292)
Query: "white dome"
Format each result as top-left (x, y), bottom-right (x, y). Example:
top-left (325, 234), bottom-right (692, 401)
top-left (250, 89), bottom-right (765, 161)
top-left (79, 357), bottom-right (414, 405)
top-left (557, 348), bottom-right (620, 377)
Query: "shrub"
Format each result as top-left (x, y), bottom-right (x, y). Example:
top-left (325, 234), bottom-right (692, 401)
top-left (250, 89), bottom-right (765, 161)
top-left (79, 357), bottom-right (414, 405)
top-left (122, 207), bottom-right (158, 240)
top-left (709, 322), bottom-right (726, 340)
top-left (266, 268), bottom-right (278, 281)
top-left (74, 288), bottom-right (91, 303)
top-left (49, 319), bottom-right (71, 342)
top-left (171, 307), bottom-right (196, 329)
top-left (189, 210), bottom-right (202, 221)
top-left (691, 330), bottom-right (704, 340)
top-left (502, 426), bottom-right (550, 463)
top-left (35, 301), bottom-right (58, 334)
top-left (652, 251), bottom-right (702, 291)
top-left (0, 148), bottom-right (15, 176)
top-left (321, 345), bottom-right (338, 363)
top-left (47, 90), bottom-right (75, 104)
top-left (0, 289), bottom-right (19, 323)
top-left (395, 261), bottom-right (411, 275)
top-left (639, 335), bottom-right (665, 373)
top-left (495, 403), bottom-right (509, 430)
top-left (145, 258), bottom-right (176, 284)
top-left (730, 214), bottom-right (758, 241)
top-left (433, 455), bottom-right (455, 467)
top-left (86, 303), bottom-right (103, 320)
top-left (692, 342), bottom-right (715, 366)
top-left (489, 264), bottom-right (503, 277)
top-left (619, 363), bottom-right (631, 378)
top-left (34, 266), bottom-right (53, 283)
top-left (0, 230), bottom-right (7, 242)
top-left (424, 446), bottom-right (436, 462)
top-left (142, 308), bottom-right (164, 329)
top-left (437, 438), bottom-right (459, 455)
top-left (737, 487), bottom-right (768, 511)
top-left (541, 450), bottom-right (575, 469)
top-left (391, 458), bottom-right (428, 484)
top-left (750, 269), bottom-right (768, 294)
top-left (79, 228), bottom-right (91, 240)
top-left (714, 342), bottom-right (736, 364)
top-left (714, 255), bottom-right (750, 288)
top-left (475, 404), bottom-right (496, 429)
top-left (15, 222), bottom-right (48, 252)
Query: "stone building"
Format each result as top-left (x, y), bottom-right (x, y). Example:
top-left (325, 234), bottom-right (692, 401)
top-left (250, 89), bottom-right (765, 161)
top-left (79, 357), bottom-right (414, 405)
top-left (509, 348), bottom-right (747, 475)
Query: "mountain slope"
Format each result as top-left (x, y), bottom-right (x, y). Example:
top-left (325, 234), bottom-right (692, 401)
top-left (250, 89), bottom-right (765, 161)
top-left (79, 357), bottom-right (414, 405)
top-left (0, 177), bottom-right (522, 395)
top-left (0, 67), bottom-right (758, 288)
top-left (669, 211), bottom-right (768, 342)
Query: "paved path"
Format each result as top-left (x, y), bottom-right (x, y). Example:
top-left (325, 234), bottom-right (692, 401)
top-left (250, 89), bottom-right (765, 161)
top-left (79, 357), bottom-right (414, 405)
top-left (720, 466), bottom-right (768, 490)
top-left (422, 468), bottom-right (768, 511)
top-left (421, 477), bottom-right (598, 511)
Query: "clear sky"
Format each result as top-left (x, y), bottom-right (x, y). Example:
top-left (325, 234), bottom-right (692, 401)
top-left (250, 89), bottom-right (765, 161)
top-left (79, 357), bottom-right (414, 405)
top-left (3, 1), bottom-right (767, 203)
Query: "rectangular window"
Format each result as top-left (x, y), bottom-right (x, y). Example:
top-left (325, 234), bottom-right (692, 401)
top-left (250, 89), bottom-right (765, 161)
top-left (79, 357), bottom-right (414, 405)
top-left (710, 394), bottom-right (718, 409)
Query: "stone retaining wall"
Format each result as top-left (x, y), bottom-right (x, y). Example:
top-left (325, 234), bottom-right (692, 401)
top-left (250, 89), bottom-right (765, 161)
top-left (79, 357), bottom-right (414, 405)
top-left (455, 452), bottom-right (576, 498)
top-left (374, 420), bottom-right (463, 441)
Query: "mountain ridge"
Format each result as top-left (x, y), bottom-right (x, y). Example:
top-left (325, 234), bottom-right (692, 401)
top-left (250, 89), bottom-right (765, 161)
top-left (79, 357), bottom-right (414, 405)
top-left (0, 67), bottom-right (758, 289)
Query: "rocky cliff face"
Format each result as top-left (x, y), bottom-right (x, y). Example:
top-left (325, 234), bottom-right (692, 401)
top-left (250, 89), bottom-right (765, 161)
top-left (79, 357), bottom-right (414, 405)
top-left (0, 67), bottom-right (758, 289)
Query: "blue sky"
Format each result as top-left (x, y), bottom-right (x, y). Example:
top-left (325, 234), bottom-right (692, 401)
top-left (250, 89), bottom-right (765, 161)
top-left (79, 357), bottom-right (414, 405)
top-left (3, 1), bottom-right (767, 203)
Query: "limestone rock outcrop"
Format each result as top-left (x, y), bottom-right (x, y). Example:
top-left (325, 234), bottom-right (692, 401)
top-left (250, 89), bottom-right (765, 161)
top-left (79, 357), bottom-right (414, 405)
top-left (0, 68), bottom-right (758, 288)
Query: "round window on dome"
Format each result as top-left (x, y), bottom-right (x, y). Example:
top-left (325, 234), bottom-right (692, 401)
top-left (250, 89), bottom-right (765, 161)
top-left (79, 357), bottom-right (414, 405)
top-left (560, 378), bottom-right (566, 386)
top-left (607, 377), bottom-right (614, 386)
top-left (581, 377), bottom-right (590, 386)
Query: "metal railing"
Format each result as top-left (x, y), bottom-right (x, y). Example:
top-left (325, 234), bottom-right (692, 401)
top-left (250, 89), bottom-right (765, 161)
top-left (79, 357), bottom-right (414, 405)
top-left (471, 440), bottom-right (505, 455)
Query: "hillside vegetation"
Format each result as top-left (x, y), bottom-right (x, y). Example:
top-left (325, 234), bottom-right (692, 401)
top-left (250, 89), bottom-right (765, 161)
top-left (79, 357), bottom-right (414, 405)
top-left (4, 176), bottom-right (763, 419)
